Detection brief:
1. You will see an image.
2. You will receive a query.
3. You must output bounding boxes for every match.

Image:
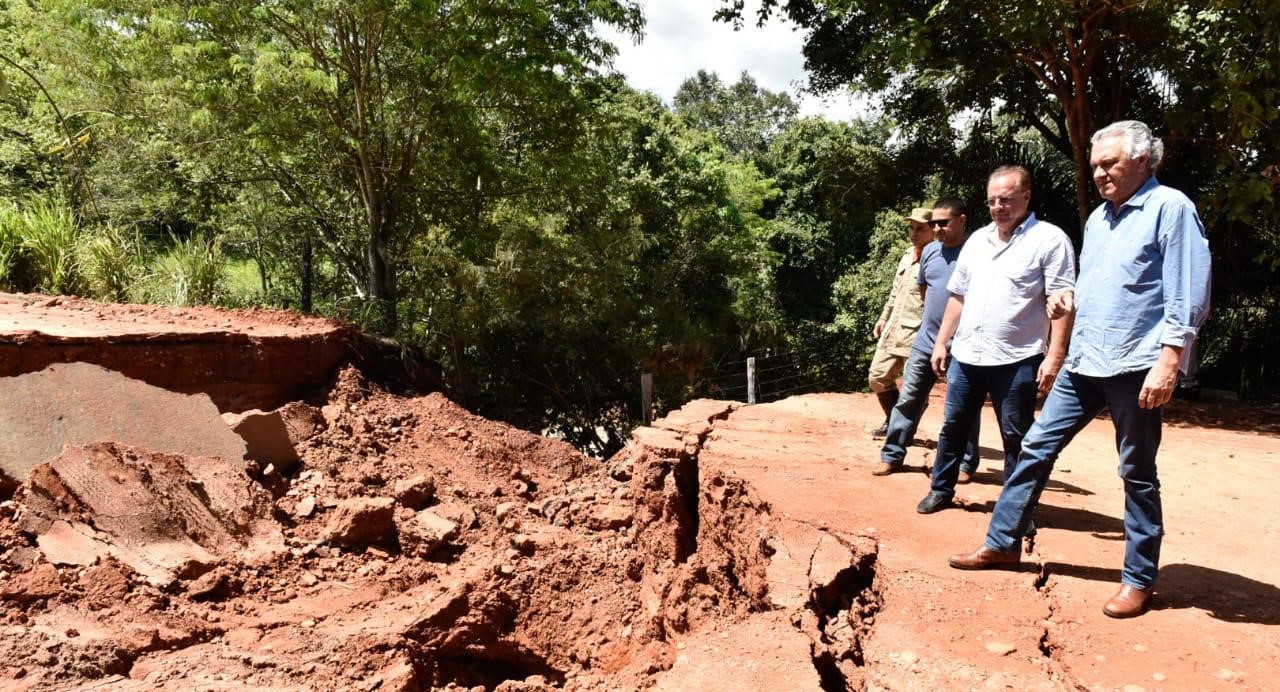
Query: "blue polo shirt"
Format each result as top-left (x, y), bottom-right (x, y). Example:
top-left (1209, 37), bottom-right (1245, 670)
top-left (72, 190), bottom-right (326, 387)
top-left (1066, 176), bottom-right (1212, 377)
top-left (912, 238), bottom-right (967, 354)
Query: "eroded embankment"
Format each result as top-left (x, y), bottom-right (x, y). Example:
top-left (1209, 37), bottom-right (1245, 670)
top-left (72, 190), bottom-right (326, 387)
top-left (0, 293), bottom-right (443, 412)
top-left (0, 366), bottom-right (888, 690)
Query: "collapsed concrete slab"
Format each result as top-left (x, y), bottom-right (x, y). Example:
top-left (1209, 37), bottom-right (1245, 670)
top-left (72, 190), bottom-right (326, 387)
top-left (17, 441), bottom-right (283, 586)
top-left (0, 362), bottom-right (248, 490)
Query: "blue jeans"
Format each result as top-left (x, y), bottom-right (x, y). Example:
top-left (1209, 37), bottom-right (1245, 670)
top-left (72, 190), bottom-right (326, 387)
top-left (881, 348), bottom-right (979, 469)
top-left (930, 354), bottom-right (1042, 498)
top-left (985, 369), bottom-right (1163, 589)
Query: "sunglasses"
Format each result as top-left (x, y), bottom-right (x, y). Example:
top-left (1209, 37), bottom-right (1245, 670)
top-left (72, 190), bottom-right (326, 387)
top-left (928, 218), bottom-right (952, 228)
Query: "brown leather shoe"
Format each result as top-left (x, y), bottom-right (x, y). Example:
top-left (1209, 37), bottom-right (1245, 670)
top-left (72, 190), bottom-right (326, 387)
top-left (1103, 585), bottom-right (1153, 618)
top-left (957, 468), bottom-right (974, 484)
top-left (871, 462), bottom-right (901, 476)
top-left (948, 546), bottom-right (1021, 570)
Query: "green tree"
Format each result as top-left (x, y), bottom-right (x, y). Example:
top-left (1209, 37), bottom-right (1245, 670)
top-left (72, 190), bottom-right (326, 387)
top-left (30, 0), bottom-right (643, 331)
top-left (673, 70), bottom-right (799, 157)
top-left (756, 116), bottom-right (922, 324)
top-left (401, 84), bottom-right (780, 454)
top-left (718, 0), bottom-right (1188, 232)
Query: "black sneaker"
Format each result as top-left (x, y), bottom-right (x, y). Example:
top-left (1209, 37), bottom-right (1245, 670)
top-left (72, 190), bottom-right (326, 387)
top-left (871, 421), bottom-right (889, 438)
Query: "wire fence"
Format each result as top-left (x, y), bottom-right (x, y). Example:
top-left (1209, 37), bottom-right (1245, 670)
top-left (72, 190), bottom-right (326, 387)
top-left (641, 342), bottom-right (862, 422)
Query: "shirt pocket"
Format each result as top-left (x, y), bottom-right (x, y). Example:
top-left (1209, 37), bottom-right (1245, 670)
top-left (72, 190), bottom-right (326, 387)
top-left (1004, 264), bottom-right (1042, 290)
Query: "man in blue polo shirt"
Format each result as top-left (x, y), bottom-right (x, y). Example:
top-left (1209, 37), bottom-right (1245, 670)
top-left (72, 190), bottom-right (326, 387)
top-left (873, 197), bottom-right (980, 477)
top-left (948, 121), bottom-right (1212, 619)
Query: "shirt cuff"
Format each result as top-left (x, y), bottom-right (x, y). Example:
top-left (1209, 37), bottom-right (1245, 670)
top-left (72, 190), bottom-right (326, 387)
top-left (1160, 324), bottom-right (1198, 349)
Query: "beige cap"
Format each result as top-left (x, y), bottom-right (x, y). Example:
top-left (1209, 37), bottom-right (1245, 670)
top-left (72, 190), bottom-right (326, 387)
top-left (907, 207), bottom-right (932, 223)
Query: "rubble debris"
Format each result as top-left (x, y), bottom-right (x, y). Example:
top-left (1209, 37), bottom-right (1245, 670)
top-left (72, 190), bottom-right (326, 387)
top-left (323, 497), bottom-right (397, 548)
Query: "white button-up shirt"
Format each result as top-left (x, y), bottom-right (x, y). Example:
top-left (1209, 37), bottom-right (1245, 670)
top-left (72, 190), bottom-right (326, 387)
top-left (947, 213), bottom-right (1077, 366)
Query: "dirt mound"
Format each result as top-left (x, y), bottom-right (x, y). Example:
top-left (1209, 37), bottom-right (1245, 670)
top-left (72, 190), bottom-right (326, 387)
top-left (17, 442), bottom-right (282, 586)
top-left (0, 367), bottom-right (789, 690)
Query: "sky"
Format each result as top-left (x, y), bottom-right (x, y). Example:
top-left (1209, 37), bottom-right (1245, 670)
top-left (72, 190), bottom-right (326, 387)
top-left (596, 1), bottom-right (873, 122)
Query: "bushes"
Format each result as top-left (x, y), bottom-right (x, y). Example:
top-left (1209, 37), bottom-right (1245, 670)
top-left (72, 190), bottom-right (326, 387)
top-left (0, 196), bottom-right (82, 294)
top-left (140, 233), bottom-right (226, 306)
top-left (0, 194), bottom-right (229, 306)
top-left (78, 225), bottom-right (144, 302)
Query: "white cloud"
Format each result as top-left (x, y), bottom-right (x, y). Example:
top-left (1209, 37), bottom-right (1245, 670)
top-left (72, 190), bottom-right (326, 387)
top-left (597, 0), bottom-right (875, 122)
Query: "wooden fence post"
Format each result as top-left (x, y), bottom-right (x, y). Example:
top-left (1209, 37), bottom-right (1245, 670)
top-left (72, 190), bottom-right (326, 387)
top-left (640, 372), bottom-right (653, 424)
top-left (747, 357), bottom-right (757, 404)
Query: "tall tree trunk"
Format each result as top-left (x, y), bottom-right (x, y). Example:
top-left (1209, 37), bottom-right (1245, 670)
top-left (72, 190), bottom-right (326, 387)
top-left (1064, 97), bottom-right (1094, 246)
top-left (366, 221), bottom-right (396, 334)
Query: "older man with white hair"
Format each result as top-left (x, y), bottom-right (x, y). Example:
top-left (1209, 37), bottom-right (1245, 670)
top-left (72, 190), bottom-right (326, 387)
top-left (947, 120), bottom-right (1212, 619)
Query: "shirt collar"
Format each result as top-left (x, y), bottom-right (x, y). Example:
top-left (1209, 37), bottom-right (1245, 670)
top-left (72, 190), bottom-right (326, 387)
top-left (1105, 175), bottom-right (1159, 218)
top-left (985, 212), bottom-right (1037, 244)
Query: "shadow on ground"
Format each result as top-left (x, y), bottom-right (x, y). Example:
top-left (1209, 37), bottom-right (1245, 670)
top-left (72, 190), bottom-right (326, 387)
top-left (1045, 562), bottom-right (1280, 625)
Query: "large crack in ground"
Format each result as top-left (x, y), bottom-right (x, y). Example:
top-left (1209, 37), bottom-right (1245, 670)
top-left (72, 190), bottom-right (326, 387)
top-left (806, 532), bottom-right (883, 691)
top-left (662, 404), bottom-right (887, 692)
top-left (1032, 562), bottom-right (1090, 691)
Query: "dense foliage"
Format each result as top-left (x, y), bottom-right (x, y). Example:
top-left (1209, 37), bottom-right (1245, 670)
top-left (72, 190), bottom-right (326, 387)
top-left (720, 0), bottom-right (1280, 398)
top-left (1, 1), bottom-right (1275, 454)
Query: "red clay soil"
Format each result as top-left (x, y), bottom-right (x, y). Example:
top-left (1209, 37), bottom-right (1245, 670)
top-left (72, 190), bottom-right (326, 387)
top-left (0, 295), bottom-right (1277, 691)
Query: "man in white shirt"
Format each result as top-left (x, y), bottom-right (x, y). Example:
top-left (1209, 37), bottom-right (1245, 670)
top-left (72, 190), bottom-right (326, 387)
top-left (917, 166), bottom-right (1076, 514)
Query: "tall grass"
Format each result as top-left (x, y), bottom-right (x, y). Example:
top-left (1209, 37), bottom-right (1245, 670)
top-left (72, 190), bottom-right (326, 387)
top-left (78, 225), bottom-right (143, 302)
top-left (0, 203), bottom-right (22, 290)
top-left (145, 233), bottom-right (227, 306)
top-left (17, 197), bottom-right (80, 294)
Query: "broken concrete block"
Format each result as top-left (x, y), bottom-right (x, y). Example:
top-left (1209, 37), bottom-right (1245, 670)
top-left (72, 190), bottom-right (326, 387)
top-left (223, 408), bottom-right (301, 472)
top-left (323, 497), bottom-right (397, 547)
top-left (0, 363), bottom-right (248, 489)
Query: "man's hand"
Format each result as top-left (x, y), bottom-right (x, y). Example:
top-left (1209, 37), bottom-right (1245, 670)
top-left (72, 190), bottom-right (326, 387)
top-left (1046, 290), bottom-right (1075, 319)
top-left (931, 342), bottom-right (949, 376)
top-left (874, 319), bottom-right (886, 339)
top-left (1139, 357), bottom-right (1180, 409)
top-left (1036, 356), bottom-right (1063, 396)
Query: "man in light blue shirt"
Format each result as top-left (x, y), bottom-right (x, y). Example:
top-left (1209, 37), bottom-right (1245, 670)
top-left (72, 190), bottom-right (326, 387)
top-left (948, 121), bottom-right (1212, 620)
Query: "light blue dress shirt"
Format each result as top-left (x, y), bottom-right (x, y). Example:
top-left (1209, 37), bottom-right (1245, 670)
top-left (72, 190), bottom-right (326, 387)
top-left (1065, 176), bottom-right (1212, 377)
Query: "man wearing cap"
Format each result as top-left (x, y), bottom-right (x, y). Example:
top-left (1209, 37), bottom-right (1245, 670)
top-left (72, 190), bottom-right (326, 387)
top-left (873, 197), bottom-right (981, 477)
top-left (866, 208), bottom-right (935, 437)
top-left (948, 121), bottom-right (1211, 619)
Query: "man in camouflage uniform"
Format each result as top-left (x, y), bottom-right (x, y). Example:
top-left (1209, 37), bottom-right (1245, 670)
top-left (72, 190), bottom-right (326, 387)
top-left (868, 207), bottom-right (934, 437)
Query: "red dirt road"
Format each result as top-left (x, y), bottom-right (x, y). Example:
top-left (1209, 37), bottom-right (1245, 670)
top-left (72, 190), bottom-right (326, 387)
top-left (2, 293), bottom-right (1277, 691)
top-left (699, 391), bottom-right (1280, 691)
